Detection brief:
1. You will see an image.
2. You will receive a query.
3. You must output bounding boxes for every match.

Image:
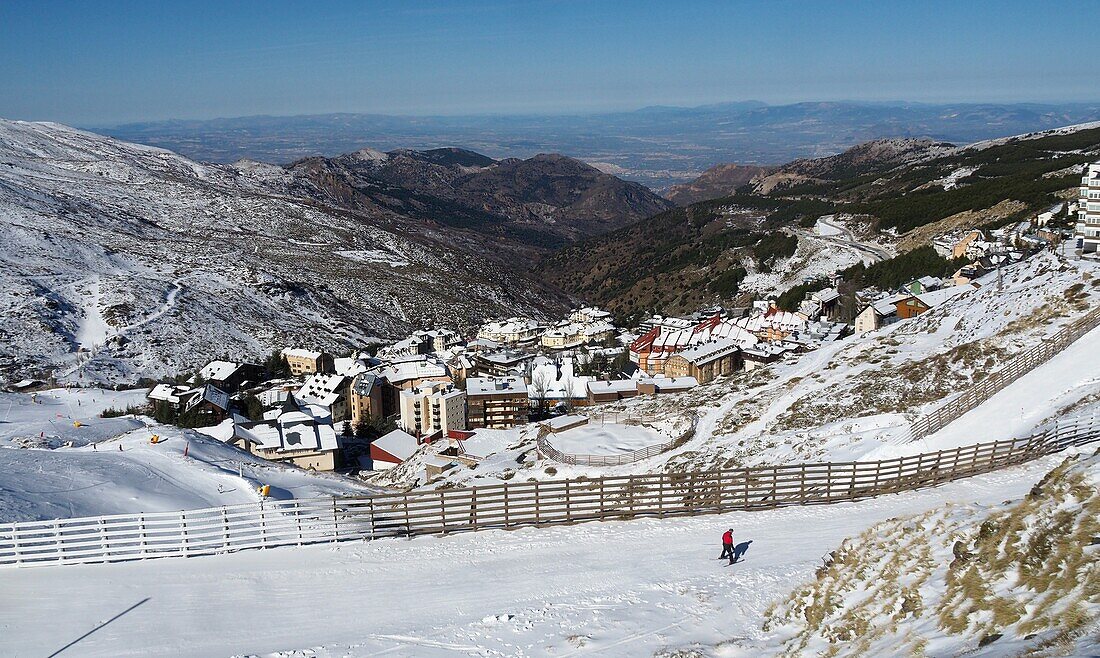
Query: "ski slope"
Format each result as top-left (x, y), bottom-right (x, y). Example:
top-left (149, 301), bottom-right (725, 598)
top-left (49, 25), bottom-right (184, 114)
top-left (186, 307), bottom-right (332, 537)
top-left (0, 450), bottom-right (1084, 657)
top-left (0, 388), bottom-right (379, 523)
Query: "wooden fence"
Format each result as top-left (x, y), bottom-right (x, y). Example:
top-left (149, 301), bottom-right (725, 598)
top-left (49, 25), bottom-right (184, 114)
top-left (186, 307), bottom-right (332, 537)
top-left (904, 306), bottom-right (1100, 442)
top-left (2, 414), bottom-right (1097, 569)
top-left (535, 413), bottom-right (698, 466)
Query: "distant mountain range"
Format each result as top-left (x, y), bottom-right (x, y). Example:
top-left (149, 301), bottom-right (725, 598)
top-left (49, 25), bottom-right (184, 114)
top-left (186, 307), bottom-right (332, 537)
top-left (101, 101), bottom-right (1100, 188)
top-left (281, 147), bottom-right (671, 248)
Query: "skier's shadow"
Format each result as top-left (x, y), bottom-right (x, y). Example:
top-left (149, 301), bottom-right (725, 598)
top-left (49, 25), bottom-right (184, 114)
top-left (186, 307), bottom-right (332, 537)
top-left (731, 540), bottom-right (753, 563)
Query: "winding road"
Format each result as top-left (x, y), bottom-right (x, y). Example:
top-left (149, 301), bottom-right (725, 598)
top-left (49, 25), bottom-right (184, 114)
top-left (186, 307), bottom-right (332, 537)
top-left (812, 215), bottom-right (893, 263)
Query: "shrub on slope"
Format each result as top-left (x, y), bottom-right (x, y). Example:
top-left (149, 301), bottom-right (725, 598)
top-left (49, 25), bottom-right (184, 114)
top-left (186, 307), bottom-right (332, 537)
top-left (759, 452), bottom-right (1100, 657)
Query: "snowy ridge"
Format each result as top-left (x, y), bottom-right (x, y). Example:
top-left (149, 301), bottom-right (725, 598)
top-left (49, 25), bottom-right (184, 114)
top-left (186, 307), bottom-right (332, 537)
top-left (0, 118), bottom-right (558, 384)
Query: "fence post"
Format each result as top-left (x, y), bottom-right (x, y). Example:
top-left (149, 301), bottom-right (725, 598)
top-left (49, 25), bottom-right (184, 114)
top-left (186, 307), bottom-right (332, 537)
top-left (742, 469), bottom-right (750, 510)
top-left (440, 491), bottom-right (447, 534)
top-left (54, 519), bottom-right (63, 564)
top-left (222, 507), bottom-right (229, 550)
top-left (11, 525), bottom-right (22, 565)
top-left (259, 499), bottom-right (268, 548)
top-left (658, 476), bottom-right (666, 518)
top-left (503, 483), bottom-right (510, 529)
top-left (332, 498), bottom-right (339, 541)
top-left (800, 464), bottom-right (807, 504)
top-left (180, 512), bottom-right (188, 558)
top-left (402, 493), bottom-right (412, 536)
top-left (534, 481), bottom-right (541, 526)
top-left (565, 480), bottom-right (572, 524)
top-left (138, 514), bottom-right (146, 557)
top-left (368, 497), bottom-right (376, 541)
top-left (716, 470), bottom-right (723, 512)
top-left (295, 501), bottom-right (303, 545)
top-left (599, 477), bottom-right (606, 519)
top-left (470, 489), bottom-right (478, 531)
top-left (627, 476), bottom-right (635, 517)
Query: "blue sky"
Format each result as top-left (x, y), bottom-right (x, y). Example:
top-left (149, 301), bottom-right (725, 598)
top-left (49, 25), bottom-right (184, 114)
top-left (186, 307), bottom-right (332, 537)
top-left (0, 0), bottom-right (1092, 125)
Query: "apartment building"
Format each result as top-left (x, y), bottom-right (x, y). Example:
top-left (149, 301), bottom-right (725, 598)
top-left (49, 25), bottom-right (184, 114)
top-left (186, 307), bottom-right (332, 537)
top-left (348, 372), bottom-right (384, 427)
top-left (466, 376), bottom-right (529, 429)
top-left (1076, 161), bottom-right (1100, 252)
top-left (399, 382), bottom-right (467, 437)
top-left (282, 348), bottom-right (335, 376)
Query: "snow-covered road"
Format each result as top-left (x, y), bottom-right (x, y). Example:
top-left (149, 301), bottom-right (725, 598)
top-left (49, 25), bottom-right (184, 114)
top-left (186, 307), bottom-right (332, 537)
top-left (0, 452), bottom-right (1076, 657)
top-left (813, 215), bottom-right (892, 262)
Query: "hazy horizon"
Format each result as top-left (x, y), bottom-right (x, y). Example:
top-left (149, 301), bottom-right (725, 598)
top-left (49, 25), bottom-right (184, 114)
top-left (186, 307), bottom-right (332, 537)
top-left (2, 0), bottom-right (1095, 125)
top-left (75, 98), bottom-right (1100, 130)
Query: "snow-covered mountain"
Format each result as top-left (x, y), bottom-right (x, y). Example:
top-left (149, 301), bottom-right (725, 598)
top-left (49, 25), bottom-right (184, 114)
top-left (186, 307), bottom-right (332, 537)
top-left (0, 120), bottom-right (568, 384)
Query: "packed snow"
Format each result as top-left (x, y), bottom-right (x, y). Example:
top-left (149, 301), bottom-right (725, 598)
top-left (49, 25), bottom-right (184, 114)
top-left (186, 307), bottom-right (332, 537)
top-left (546, 422), bottom-right (671, 456)
top-left (0, 451), bottom-right (1083, 657)
top-left (0, 388), bottom-right (378, 523)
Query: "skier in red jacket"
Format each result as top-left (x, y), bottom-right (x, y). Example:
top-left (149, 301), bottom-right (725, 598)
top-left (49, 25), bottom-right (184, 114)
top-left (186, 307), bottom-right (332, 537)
top-left (720, 529), bottom-right (734, 564)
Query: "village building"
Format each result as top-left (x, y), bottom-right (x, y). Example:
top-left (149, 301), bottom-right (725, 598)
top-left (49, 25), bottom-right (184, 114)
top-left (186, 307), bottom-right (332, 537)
top-left (853, 293), bottom-right (908, 335)
top-left (198, 360), bottom-right (263, 393)
top-left (294, 373), bottom-right (351, 423)
top-left (569, 307), bottom-right (612, 324)
top-left (332, 357), bottom-right (369, 378)
top-left (952, 230), bottom-right (984, 259)
top-left (417, 328), bottom-right (462, 353)
top-left (473, 349), bottom-right (534, 377)
top-left (348, 372), bottom-right (384, 427)
top-left (398, 382), bottom-right (467, 437)
top-left (476, 318), bottom-right (544, 346)
top-left (527, 356), bottom-right (592, 411)
top-left (662, 337), bottom-right (742, 384)
top-left (281, 348), bottom-right (335, 376)
top-left (446, 353), bottom-right (475, 382)
top-left (235, 408), bottom-right (342, 471)
top-left (586, 379), bottom-right (639, 404)
top-left (901, 276), bottom-right (943, 296)
top-left (376, 335), bottom-right (425, 359)
top-left (951, 262), bottom-right (989, 287)
top-left (147, 383), bottom-right (191, 413)
top-left (636, 376), bottom-right (698, 395)
top-left (799, 287), bottom-right (841, 320)
top-left (258, 381), bottom-right (296, 407)
top-left (540, 322), bottom-right (587, 350)
top-left (371, 355), bottom-right (451, 390)
top-left (466, 376), bottom-right (529, 429)
top-left (740, 343), bottom-right (792, 371)
top-left (186, 383), bottom-right (231, 424)
top-left (894, 284), bottom-right (974, 320)
top-left (1076, 161), bottom-right (1100, 252)
top-left (630, 314), bottom-right (758, 375)
top-left (370, 429), bottom-right (421, 469)
top-left (8, 379), bottom-right (48, 393)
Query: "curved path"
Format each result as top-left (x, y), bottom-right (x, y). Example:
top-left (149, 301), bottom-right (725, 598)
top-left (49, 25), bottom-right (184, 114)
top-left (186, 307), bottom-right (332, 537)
top-left (813, 215), bottom-right (892, 262)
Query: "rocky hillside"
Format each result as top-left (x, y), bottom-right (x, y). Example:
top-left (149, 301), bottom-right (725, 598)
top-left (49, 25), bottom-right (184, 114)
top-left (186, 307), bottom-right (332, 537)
top-left (664, 163), bottom-right (773, 205)
top-left (746, 137), bottom-right (955, 194)
top-left (758, 452), bottom-right (1100, 657)
top-left (543, 124), bottom-right (1100, 319)
top-left (0, 120), bottom-right (574, 384)
top-left (284, 148), bottom-right (673, 248)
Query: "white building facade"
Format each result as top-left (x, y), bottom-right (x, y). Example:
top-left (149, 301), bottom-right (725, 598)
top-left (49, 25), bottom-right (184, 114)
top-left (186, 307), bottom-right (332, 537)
top-left (398, 382), bottom-right (467, 437)
top-left (1077, 162), bottom-right (1100, 253)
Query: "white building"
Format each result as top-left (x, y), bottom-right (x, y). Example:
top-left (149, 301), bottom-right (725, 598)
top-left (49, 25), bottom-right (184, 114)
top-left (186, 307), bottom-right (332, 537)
top-left (1076, 162), bottom-right (1100, 252)
top-left (294, 373), bottom-right (350, 423)
top-left (569, 307), bottom-right (612, 324)
top-left (477, 318), bottom-right (544, 345)
top-left (399, 382), bottom-right (467, 437)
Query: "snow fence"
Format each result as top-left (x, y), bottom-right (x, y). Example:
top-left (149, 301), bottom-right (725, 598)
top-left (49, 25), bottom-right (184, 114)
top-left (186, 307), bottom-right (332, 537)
top-left (1, 414), bottom-right (1097, 568)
